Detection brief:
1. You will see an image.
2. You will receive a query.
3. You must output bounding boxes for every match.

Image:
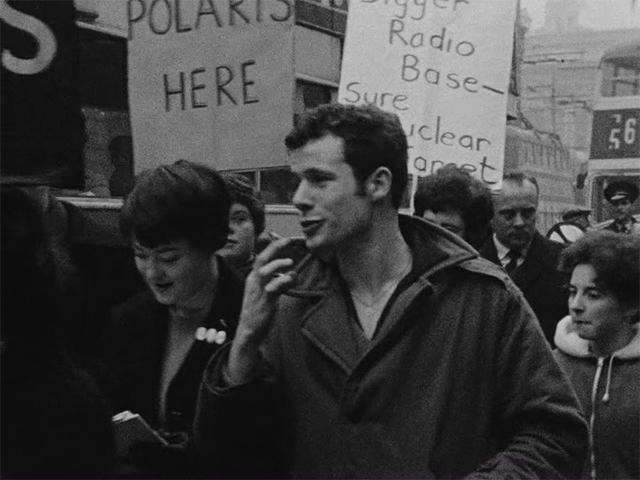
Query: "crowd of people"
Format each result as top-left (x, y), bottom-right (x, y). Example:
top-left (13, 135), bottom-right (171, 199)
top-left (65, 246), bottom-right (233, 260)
top-left (1, 103), bottom-right (639, 479)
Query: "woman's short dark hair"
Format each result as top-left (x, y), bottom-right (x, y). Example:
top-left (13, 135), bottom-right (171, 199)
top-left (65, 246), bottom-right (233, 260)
top-left (222, 173), bottom-right (266, 236)
top-left (413, 165), bottom-right (494, 249)
top-left (285, 103), bottom-right (409, 209)
top-left (559, 230), bottom-right (639, 308)
top-left (120, 160), bottom-right (230, 253)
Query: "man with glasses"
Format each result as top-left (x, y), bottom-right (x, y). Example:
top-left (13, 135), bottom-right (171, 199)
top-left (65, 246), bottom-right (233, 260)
top-left (480, 171), bottom-right (568, 345)
top-left (603, 181), bottom-right (640, 235)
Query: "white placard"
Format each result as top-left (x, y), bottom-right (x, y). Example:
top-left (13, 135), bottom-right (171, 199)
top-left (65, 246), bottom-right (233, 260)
top-left (127, 0), bottom-right (295, 173)
top-left (339, 0), bottom-right (517, 188)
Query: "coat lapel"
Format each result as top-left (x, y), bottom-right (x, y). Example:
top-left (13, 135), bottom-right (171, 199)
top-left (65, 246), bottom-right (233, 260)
top-left (299, 280), bottom-right (359, 375)
top-left (290, 259), bottom-right (360, 374)
top-left (511, 233), bottom-right (548, 293)
top-left (294, 217), bottom-right (475, 375)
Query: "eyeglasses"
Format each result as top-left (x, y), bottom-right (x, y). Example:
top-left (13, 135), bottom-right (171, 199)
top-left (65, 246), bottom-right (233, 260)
top-left (610, 198), bottom-right (631, 207)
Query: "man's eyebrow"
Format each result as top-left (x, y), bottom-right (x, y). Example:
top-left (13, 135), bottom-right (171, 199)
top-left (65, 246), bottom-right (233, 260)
top-left (298, 167), bottom-right (334, 177)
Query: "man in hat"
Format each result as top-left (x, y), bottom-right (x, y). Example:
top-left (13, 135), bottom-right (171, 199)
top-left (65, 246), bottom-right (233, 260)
top-left (546, 207), bottom-right (591, 244)
top-left (604, 181), bottom-right (640, 235)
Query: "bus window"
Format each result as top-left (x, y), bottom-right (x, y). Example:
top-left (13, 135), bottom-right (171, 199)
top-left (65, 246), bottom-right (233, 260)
top-left (600, 49), bottom-right (640, 97)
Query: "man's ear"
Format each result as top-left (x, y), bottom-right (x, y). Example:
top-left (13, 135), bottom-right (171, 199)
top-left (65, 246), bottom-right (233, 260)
top-left (365, 167), bottom-right (393, 202)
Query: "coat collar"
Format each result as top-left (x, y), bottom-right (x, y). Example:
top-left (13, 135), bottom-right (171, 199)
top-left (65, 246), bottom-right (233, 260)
top-left (285, 215), bottom-right (478, 373)
top-left (287, 215), bottom-right (477, 297)
top-left (554, 316), bottom-right (640, 360)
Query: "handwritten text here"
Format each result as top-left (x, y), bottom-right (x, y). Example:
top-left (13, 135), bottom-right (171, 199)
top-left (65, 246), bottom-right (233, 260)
top-left (128, 0), bottom-right (294, 172)
top-left (339, 0), bottom-right (517, 186)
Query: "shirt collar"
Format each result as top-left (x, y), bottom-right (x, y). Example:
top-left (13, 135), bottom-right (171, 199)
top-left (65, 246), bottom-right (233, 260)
top-left (493, 234), bottom-right (530, 261)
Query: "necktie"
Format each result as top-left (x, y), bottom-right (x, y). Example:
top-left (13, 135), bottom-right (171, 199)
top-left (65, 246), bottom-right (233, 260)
top-left (505, 250), bottom-right (520, 276)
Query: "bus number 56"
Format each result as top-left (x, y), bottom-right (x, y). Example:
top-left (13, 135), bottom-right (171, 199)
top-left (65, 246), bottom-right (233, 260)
top-left (609, 115), bottom-right (637, 150)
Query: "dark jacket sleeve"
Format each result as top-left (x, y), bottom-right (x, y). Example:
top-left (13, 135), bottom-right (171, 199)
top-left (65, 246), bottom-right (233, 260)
top-left (1, 361), bottom-right (116, 479)
top-left (192, 344), bottom-right (285, 479)
top-left (465, 283), bottom-right (588, 479)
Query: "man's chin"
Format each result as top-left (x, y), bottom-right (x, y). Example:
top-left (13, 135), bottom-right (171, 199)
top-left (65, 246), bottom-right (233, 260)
top-left (506, 236), bottom-right (531, 251)
top-left (304, 237), bottom-right (333, 261)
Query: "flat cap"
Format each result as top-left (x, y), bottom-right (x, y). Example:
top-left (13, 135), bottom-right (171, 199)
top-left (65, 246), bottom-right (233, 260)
top-left (562, 207), bottom-right (591, 221)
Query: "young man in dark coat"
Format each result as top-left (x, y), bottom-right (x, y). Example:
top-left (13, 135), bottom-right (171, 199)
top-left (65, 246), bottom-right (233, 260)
top-left (194, 104), bottom-right (587, 479)
top-left (479, 171), bottom-right (569, 345)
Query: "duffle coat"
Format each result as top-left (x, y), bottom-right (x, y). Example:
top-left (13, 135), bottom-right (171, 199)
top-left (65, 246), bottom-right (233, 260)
top-left (195, 215), bottom-right (587, 479)
top-left (553, 316), bottom-right (640, 480)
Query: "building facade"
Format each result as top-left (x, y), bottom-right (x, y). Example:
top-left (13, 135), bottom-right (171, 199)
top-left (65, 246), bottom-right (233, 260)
top-left (520, 3), bottom-right (639, 157)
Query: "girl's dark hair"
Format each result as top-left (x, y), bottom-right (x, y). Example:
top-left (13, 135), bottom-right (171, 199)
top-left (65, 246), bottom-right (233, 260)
top-left (222, 173), bottom-right (266, 235)
top-left (559, 230), bottom-right (640, 308)
top-left (120, 160), bottom-right (231, 253)
top-left (413, 165), bottom-right (493, 249)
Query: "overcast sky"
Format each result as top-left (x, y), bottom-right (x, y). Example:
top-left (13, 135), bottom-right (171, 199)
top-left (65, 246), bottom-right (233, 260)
top-left (521, 0), bottom-right (640, 31)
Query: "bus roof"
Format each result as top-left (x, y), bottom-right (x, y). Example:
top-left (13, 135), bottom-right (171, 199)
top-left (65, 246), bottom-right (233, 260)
top-left (600, 40), bottom-right (640, 69)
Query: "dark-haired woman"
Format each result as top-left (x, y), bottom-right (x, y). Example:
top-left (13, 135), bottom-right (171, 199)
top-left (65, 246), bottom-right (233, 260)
top-left (100, 161), bottom-right (243, 477)
top-left (553, 230), bottom-right (639, 480)
top-left (217, 173), bottom-right (267, 279)
top-left (412, 164), bottom-right (493, 249)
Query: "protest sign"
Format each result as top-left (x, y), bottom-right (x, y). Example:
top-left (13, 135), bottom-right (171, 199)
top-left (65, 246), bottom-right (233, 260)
top-left (128, 0), bottom-right (294, 173)
top-left (339, 0), bottom-right (517, 188)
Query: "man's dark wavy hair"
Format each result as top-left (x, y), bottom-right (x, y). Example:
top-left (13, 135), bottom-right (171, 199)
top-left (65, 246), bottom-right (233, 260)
top-left (559, 230), bottom-right (639, 320)
top-left (285, 103), bottom-right (409, 208)
top-left (120, 160), bottom-right (230, 253)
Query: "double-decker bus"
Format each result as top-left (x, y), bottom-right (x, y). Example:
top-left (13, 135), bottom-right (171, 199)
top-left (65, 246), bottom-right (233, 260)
top-left (586, 40), bottom-right (640, 224)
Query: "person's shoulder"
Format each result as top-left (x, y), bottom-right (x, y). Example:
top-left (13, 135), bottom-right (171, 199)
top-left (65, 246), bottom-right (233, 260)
top-left (102, 291), bottom-right (167, 356)
top-left (454, 256), bottom-right (513, 290)
top-left (108, 290), bottom-right (162, 332)
top-left (477, 236), bottom-right (498, 259)
top-left (533, 230), bottom-right (566, 258)
top-left (111, 290), bottom-right (158, 316)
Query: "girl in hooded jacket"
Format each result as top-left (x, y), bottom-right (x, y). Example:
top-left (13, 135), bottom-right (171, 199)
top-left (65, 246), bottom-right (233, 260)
top-left (553, 230), bottom-right (639, 480)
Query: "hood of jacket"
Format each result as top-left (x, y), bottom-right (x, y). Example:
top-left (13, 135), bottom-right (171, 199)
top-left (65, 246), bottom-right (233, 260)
top-left (554, 315), bottom-right (640, 360)
top-left (285, 214), bottom-right (481, 298)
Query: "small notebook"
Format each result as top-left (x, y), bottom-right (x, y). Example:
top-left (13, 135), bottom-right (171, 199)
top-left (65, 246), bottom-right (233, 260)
top-left (112, 410), bottom-right (168, 460)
